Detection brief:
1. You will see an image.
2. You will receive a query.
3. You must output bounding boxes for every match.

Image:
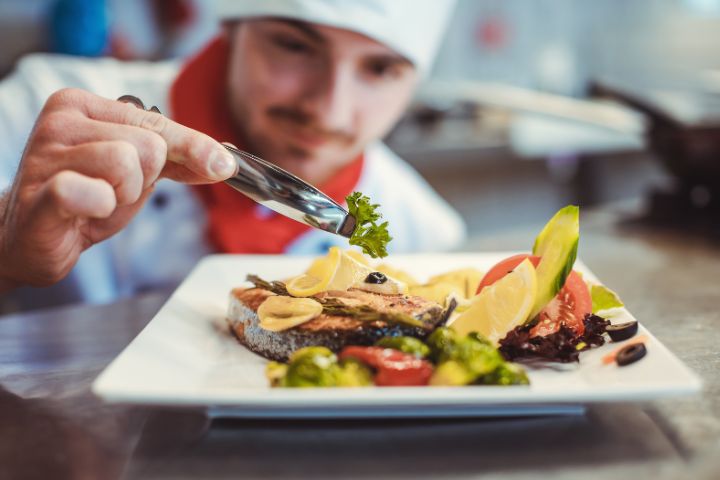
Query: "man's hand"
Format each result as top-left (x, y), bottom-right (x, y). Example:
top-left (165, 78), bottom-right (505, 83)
top-left (0, 88), bottom-right (237, 291)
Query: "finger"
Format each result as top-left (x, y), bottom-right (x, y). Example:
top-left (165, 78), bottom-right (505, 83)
top-left (58, 141), bottom-right (144, 206)
top-left (16, 171), bottom-right (116, 286)
top-left (47, 89), bottom-right (237, 181)
top-left (159, 161), bottom-right (233, 184)
top-left (55, 118), bottom-right (167, 188)
top-left (79, 187), bottom-right (155, 246)
top-left (105, 104), bottom-right (238, 181)
top-left (36, 170), bottom-right (116, 220)
top-left (31, 173), bottom-right (155, 255)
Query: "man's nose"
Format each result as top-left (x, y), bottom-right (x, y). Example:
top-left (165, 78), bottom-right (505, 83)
top-left (302, 62), bottom-right (356, 132)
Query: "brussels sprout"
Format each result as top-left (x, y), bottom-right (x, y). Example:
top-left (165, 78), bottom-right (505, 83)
top-left (476, 362), bottom-right (530, 386)
top-left (285, 347), bottom-right (341, 387)
top-left (426, 327), bottom-right (458, 362)
top-left (429, 360), bottom-right (475, 386)
top-left (265, 361), bottom-right (289, 387)
top-left (289, 346), bottom-right (336, 364)
top-left (374, 336), bottom-right (430, 358)
top-left (467, 331), bottom-right (492, 346)
top-left (451, 337), bottom-right (504, 377)
top-left (337, 358), bottom-right (374, 387)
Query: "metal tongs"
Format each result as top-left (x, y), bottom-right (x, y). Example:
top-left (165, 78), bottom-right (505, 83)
top-left (117, 95), bottom-right (356, 238)
top-left (223, 145), bottom-right (356, 237)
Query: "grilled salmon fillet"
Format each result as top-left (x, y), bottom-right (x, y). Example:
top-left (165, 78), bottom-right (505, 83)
top-left (227, 288), bottom-right (449, 362)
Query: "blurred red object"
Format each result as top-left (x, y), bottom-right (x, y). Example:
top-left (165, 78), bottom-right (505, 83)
top-left (110, 0), bottom-right (199, 60)
top-left (475, 16), bottom-right (509, 51)
top-left (151, 0), bottom-right (196, 30)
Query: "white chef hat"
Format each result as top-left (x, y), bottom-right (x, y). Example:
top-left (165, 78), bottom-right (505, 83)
top-left (214, 0), bottom-right (456, 74)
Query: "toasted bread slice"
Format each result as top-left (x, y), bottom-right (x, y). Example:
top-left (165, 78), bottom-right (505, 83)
top-left (227, 288), bottom-right (448, 362)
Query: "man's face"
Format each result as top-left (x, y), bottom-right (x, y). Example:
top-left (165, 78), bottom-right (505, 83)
top-left (225, 19), bottom-right (419, 185)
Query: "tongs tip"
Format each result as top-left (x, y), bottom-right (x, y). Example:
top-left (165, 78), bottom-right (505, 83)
top-left (338, 214), bottom-right (356, 238)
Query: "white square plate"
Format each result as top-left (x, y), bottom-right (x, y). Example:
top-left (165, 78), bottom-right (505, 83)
top-left (92, 253), bottom-right (701, 418)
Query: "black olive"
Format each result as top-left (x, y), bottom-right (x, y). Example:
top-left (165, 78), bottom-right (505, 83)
top-left (365, 272), bottom-right (387, 284)
top-left (606, 321), bottom-right (638, 342)
top-left (616, 343), bottom-right (647, 367)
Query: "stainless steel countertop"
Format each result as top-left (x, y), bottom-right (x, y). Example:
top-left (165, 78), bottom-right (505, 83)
top-left (1, 202), bottom-right (718, 479)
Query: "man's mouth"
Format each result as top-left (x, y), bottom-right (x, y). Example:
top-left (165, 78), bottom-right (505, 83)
top-left (267, 108), bottom-right (354, 150)
top-left (284, 126), bottom-right (335, 149)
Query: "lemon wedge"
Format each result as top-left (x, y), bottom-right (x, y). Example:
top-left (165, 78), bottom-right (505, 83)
top-left (449, 258), bottom-right (537, 345)
top-left (258, 295), bottom-right (323, 331)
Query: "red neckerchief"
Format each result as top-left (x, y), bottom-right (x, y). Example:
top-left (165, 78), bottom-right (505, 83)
top-left (169, 36), bottom-right (363, 253)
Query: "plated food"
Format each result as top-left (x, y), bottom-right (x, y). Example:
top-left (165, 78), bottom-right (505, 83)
top-left (227, 284), bottom-right (448, 363)
top-left (227, 205), bottom-right (644, 388)
top-left (92, 249), bottom-right (700, 415)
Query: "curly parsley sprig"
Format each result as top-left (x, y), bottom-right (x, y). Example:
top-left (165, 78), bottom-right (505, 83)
top-left (345, 192), bottom-right (392, 259)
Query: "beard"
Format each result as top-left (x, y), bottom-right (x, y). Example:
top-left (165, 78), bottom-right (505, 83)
top-left (229, 102), bottom-right (361, 185)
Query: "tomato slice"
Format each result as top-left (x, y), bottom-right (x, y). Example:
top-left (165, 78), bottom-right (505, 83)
top-left (530, 270), bottom-right (591, 337)
top-left (339, 346), bottom-right (433, 386)
top-left (477, 254), bottom-right (591, 338)
top-left (477, 254), bottom-right (541, 294)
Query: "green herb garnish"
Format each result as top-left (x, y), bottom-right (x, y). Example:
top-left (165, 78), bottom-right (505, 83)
top-left (345, 192), bottom-right (392, 258)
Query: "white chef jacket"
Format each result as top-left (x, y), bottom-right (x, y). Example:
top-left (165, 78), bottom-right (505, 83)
top-left (0, 53), bottom-right (466, 310)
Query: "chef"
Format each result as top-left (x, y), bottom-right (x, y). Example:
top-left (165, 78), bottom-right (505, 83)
top-left (0, 0), bottom-right (464, 308)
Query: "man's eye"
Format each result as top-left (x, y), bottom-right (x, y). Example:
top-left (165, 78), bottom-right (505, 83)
top-left (366, 61), bottom-right (403, 79)
top-left (272, 35), bottom-right (312, 54)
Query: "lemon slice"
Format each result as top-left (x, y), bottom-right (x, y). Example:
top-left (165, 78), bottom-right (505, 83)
top-left (287, 247), bottom-right (369, 296)
top-left (258, 296), bottom-right (323, 331)
top-left (326, 248), bottom-right (376, 291)
top-left (288, 247), bottom-right (407, 296)
top-left (285, 274), bottom-right (325, 297)
top-left (305, 249), bottom-right (370, 279)
top-left (306, 257), bottom-right (331, 279)
top-left (449, 258), bottom-right (537, 345)
top-left (345, 250), bottom-right (371, 266)
top-left (287, 248), bottom-right (341, 296)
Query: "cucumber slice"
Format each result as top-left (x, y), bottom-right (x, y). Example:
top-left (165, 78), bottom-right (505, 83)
top-left (530, 205), bottom-right (580, 319)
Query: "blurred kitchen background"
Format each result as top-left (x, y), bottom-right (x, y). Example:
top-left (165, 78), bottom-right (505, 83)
top-left (1, 0), bottom-right (719, 236)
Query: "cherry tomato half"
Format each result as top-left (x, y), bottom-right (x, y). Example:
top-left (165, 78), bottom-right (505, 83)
top-left (339, 346), bottom-right (433, 386)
